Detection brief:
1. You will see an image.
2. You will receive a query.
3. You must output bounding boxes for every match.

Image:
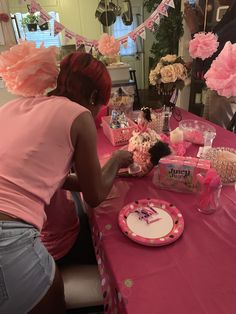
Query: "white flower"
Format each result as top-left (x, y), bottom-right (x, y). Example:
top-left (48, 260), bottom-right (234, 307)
top-left (160, 65), bottom-right (178, 83)
top-left (149, 69), bottom-right (158, 86)
top-left (160, 54), bottom-right (177, 63)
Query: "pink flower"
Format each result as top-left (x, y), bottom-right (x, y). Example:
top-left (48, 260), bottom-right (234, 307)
top-left (98, 33), bottom-right (120, 57)
top-left (0, 13), bottom-right (9, 22)
top-left (189, 32), bottom-right (219, 60)
top-left (204, 41), bottom-right (236, 98)
top-left (0, 41), bottom-right (58, 97)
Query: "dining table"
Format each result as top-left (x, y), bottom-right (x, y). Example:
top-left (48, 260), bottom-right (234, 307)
top-left (89, 108), bottom-right (236, 314)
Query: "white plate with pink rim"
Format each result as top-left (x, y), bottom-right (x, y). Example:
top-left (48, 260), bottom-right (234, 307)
top-left (118, 198), bottom-right (184, 246)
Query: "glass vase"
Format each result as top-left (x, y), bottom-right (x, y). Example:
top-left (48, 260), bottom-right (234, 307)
top-left (162, 105), bottom-right (172, 135)
top-left (196, 183), bottom-right (222, 214)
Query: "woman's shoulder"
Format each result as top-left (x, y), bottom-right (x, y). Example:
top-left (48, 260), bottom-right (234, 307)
top-left (43, 95), bottom-right (89, 114)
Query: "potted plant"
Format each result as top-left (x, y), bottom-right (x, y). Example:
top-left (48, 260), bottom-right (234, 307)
top-left (21, 13), bottom-right (38, 32)
top-left (39, 22), bottom-right (49, 31)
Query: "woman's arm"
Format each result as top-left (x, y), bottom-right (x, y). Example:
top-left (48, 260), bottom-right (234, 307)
top-left (70, 111), bottom-right (133, 207)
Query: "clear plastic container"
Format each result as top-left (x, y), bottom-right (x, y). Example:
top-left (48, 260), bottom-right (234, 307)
top-left (108, 88), bottom-right (134, 118)
top-left (179, 119), bottom-right (216, 145)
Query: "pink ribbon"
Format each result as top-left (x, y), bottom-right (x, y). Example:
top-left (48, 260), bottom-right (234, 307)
top-left (196, 169), bottom-right (222, 209)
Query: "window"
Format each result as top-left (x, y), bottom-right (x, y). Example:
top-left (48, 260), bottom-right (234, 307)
top-left (11, 11), bottom-right (61, 48)
top-left (112, 16), bottom-right (137, 56)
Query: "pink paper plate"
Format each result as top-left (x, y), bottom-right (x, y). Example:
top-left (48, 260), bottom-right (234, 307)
top-left (118, 198), bottom-right (184, 246)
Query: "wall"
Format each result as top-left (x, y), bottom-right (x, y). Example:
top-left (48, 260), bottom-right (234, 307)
top-left (9, 0), bottom-right (102, 41)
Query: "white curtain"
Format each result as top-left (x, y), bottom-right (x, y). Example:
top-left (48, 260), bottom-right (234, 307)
top-left (0, 0), bottom-right (17, 49)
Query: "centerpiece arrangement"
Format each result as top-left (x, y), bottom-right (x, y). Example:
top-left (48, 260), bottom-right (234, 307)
top-left (149, 54), bottom-right (189, 106)
top-left (149, 54), bottom-right (189, 133)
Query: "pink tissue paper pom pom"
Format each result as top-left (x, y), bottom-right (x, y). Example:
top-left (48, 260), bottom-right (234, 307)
top-left (189, 32), bottom-right (219, 60)
top-left (204, 41), bottom-right (236, 98)
top-left (0, 41), bottom-right (59, 97)
top-left (98, 33), bottom-right (120, 57)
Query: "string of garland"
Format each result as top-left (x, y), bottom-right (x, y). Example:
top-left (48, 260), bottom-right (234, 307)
top-left (144, 0), bottom-right (184, 69)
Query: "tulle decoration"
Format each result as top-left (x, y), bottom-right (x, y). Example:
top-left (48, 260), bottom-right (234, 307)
top-left (97, 33), bottom-right (120, 57)
top-left (204, 41), bottom-right (236, 98)
top-left (189, 32), bottom-right (219, 60)
top-left (0, 41), bottom-right (58, 97)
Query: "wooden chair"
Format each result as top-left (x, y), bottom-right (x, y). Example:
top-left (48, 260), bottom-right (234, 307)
top-left (61, 264), bottom-right (103, 312)
top-left (227, 112), bottom-right (236, 133)
top-left (61, 192), bottom-right (104, 313)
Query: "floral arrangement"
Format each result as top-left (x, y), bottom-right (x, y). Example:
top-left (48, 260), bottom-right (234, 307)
top-left (0, 41), bottom-right (58, 97)
top-left (0, 13), bottom-right (9, 23)
top-left (204, 41), bottom-right (236, 98)
top-left (149, 54), bottom-right (189, 93)
top-left (21, 13), bottom-right (39, 28)
top-left (97, 33), bottom-right (120, 58)
top-left (189, 32), bottom-right (219, 60)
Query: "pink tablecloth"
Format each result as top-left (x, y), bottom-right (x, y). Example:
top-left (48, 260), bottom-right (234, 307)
top-left (90, 109), bottom-right (236, 314)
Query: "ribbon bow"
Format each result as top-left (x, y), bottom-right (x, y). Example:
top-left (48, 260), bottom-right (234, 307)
top-left (196, 168), bottom-right (222, 210)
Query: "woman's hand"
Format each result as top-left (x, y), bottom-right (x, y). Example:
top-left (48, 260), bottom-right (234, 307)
top-left (111, 150), bottom-right (133, 169)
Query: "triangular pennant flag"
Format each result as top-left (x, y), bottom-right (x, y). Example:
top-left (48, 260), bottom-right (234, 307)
top-left (145, 18), bottom-right (154, 30)
top-left (84, 41), bottom-right (93, 53)
top-left (76, 35), bottom-right (85, 45)
top-left (92, 40), bottom-right (98, 48)
top-left (150, 6), bottom-right (159, 20)
top-left (129, 31), bottom-right (137, 42)
top-left (163, 0), bottom-right (175, 8)
top-left (119, 36), bottom-right (128, 47)
top-left (64, 29), bottom-right (76, 44)
top-left (154, 15), bottom-right (161, 25)
top-left (65, 29), bottom-right (76, 40)
top-left (158, 3), bottom-right (168, 17)
top-left (54, 21), bottom-right (65, 36)
top-left (38, 9), bottom-right (51, 26)
top-left (136, 25), bottom-right (146, 40)
top-left (29, 0), bottom-right (41, 13)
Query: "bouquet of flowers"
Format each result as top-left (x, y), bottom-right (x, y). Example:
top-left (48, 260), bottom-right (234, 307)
top-left (149, 54), bottom-right (189, 94)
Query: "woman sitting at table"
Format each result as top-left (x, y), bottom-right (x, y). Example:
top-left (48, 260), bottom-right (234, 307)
top-left (0, 42), bottom-right (133, 314)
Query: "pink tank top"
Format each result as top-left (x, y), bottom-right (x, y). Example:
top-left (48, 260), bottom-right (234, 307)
top-left (0, 95), bottom-right (88, 230)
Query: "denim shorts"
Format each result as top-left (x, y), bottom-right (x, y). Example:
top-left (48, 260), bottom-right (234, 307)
top-left (0, 220), bottom-right (55, 314)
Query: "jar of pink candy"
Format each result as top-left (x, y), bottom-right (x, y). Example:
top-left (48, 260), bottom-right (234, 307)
top-left (179, 119), bottom-right (216, 145)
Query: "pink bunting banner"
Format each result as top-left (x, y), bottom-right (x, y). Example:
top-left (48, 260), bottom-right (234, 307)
top-left (128, 31), bottom-right (137, 42)
top-left (164, 0), bottom-right (175, 8)
top-left (75, 35), bottom-right (86, 48)
top-left (29, 0), bottom-right (174, 53)
top-left (145, 18), bottom-right (155, 30)
top-left (136, 24), bottom-right (146, 40)
top-left (54, 21), bottom-right (65, 36)
top-left (65, 29), bottom-right (76, 40)
top-left (92, 40), bottom-right (98, 48)
top-left (119, 36), bottom-right (129, 47)
top-left (154, 15), bottom-right (161, 26)
top-left (84, 41), bottom-right (94, 53)
top-left (29, 0), bottom-right (41, 13)
top-left (158, 3), bottom-right (168, 17)
top-left (38, 9), bottom-right (52, 26)
top-left (64, 29), bottom-right (76, 44)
